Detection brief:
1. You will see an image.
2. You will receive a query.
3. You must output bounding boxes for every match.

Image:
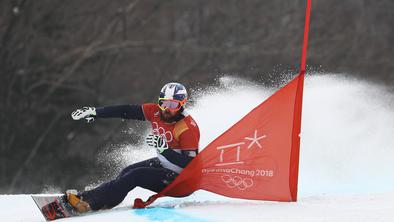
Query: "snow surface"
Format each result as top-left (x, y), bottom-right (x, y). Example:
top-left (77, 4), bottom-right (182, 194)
top-left (2, 190), bottom-right (394, 222)
top-left (2, 74), bottom-right (394, 221)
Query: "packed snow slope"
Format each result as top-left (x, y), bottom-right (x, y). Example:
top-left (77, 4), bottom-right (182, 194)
top-left (1, 74), bottom-right (394, 221)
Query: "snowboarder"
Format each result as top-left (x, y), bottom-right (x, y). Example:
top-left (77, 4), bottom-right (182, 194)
top-left (66, 82), bottom-right (200, 213)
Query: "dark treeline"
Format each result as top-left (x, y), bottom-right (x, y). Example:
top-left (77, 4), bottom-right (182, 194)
top-left (0, 0), bottom-right (393, 193)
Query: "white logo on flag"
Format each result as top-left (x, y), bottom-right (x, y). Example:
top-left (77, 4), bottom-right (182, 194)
top-left (215, 129), bottom-right (267, 166)
top-left (221, 174), bottom-right (254, 190)
top-left (244, 130), bottom-right (266, 149)
top-left (215, 142), bottom-right (245, 166)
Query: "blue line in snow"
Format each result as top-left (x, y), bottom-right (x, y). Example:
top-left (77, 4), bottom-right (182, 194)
top-left (134, 207), bottom-right (214, 222)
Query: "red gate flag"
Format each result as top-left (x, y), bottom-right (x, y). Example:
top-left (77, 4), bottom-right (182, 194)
top-left (134, 73), bottom-right (305, 208)
top-left (134, 0), bottom-right (311, 208)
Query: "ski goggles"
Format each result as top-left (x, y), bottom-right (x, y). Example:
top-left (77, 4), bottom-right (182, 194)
top-left (158, 98), bottom-right (186, 111)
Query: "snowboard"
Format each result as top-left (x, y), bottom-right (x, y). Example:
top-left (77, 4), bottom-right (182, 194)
top-left (31, 195), bottom-right (78, 221)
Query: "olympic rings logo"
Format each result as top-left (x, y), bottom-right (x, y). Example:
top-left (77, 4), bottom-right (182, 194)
top-left (152, 122), bottom-right (173, 143)
top-left (221, 174), bottom-right (254, 190)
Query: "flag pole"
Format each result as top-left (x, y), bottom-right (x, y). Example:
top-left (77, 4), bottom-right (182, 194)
top-left (300, 0), bottom-right (312, 74)
top-left (289, 0), bottom-right (312, 201)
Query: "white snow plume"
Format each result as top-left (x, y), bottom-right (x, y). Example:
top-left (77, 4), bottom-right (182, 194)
top-left (97, 143), bottom-right (155, 179)
top-left (186, 74), bottom-right (394, 197)
top-left (101, 74), bottom-right (394, 197)
top-left (40, 185), bottom-right (62, 194)
top-left (299, 74), bottom-right (394, 196)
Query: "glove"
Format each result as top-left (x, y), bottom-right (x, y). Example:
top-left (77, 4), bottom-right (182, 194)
top-left (146, 134), bottom-right (168, 153)
top-left (71, 107), bottom-right (96, 123)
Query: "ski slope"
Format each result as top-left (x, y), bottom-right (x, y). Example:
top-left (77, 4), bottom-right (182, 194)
top-left (2, 190), bottom-right (394, 221)
top-left (1, 74), bottom-right (394, 221)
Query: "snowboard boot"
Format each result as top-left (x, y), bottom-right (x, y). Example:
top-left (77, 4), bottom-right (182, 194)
top-left (65, 190), bottom-right (91, 213)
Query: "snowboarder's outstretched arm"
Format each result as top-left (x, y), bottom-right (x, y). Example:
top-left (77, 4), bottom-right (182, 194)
top-left (95, 104), bottom-right (145, 120)
top-left (71, 105), bottom-right (146, 122)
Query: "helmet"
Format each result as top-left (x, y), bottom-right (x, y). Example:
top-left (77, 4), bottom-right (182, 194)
top-left (158, 82), bottom-right (188, 111)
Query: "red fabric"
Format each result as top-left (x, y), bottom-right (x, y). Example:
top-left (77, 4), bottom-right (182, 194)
top-left (142, 104), bottom-right (200, 150)
top-left (178, 127), bottom-right (199, 150)
top-left (134, 73), bottom-right (305, 208)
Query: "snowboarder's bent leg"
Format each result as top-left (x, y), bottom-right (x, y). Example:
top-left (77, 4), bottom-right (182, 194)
top-left (117, 157), bottom-right (162, 178)
top-left (80, 161), bottom-right (177, 210)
